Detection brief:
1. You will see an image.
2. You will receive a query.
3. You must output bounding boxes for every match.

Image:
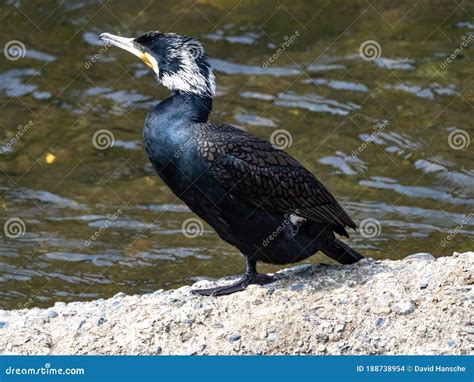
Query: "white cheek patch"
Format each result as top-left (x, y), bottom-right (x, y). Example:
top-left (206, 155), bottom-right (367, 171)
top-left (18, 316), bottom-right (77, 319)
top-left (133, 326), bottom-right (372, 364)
top-left (160, 51), bottom-right (215, 97)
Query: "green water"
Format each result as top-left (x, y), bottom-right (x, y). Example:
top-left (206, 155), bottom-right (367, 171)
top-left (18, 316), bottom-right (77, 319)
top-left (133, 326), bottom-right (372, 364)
top-left (0, 0), bottom-right (472, 309)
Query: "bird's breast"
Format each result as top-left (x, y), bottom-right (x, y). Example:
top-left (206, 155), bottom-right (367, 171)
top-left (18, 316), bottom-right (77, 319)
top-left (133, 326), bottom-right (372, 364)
top-left (144, 120), bottom-right (209, 189)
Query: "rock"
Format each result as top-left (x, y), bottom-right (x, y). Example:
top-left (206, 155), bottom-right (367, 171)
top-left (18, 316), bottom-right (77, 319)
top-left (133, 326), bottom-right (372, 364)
top-left (393, 300), bottom-right (415, 315)
top-left (371, 306), bottom-right (391, 315)
top-left (46, 310), bottom-right (58, 318)
top-left (404, 253), bottom-right (435, 262)
top-left (184, 343), bottom-right (206, 355)
top-left (316, 332), bottom-right (329, 343)
top-left (228, 334), bottom-right (241, 343)
top-left (329, 333), bottom-right (341, 342)
top-left (279, 264), bottom-right (312, 276)
top-left (357, 258), bottom-right (374, 265)
top-left (180, 316), bottom-right (195, 325)
top-left (75, 319), bottom-right (86, 332)
top-left (0, 252), bottom-right (471, 355)
top-left (267, 333), bottom-right (278, 342)
top-left (290, 284), bottom-right (304, 291)
top-left (465, 327), bottom-right (474, 335)
top-left (379, 292), bottom-right (394, 307)
top-left (97, 317), bottom-right (106, 326)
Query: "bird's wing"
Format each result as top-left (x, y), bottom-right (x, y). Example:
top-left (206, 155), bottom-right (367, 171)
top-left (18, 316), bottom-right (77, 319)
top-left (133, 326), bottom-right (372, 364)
top-left (195, 123), bottom-right (357, 233)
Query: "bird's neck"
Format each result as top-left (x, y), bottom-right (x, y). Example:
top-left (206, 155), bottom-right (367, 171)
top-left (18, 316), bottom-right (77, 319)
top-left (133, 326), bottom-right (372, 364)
top-left (143, 91), bottom-right (213, 172)
top-left (165, 91), bottom-right (212, 123)
top-left (143, 91), bottom-right (213, 156)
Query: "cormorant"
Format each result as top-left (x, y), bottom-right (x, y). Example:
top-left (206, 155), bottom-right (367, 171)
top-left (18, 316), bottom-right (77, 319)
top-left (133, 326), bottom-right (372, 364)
top-left (100, 31), bottom-right (363, 296)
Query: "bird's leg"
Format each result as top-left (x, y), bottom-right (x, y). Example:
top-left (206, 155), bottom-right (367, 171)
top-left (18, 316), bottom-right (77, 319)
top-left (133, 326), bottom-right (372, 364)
top-left (191, 257), bottom-right (276, 296)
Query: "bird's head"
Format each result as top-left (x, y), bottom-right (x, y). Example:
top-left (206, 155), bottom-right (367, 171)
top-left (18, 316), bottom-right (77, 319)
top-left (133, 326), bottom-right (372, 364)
top-left (100, 31), bottom-right (215, 98)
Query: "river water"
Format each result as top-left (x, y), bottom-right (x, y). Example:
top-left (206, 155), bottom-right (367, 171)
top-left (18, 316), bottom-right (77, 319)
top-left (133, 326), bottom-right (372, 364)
top-left (0, 0), bottom-right (472, 309)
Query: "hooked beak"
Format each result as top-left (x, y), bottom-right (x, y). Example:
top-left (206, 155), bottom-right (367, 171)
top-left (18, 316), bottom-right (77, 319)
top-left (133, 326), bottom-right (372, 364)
top-left (100, 32), bottom-right (155, 70)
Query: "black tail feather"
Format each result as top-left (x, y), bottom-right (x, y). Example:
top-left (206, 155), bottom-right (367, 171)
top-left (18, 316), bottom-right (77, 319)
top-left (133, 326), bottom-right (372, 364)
top-left (321, 238), bottom-right (363, 264)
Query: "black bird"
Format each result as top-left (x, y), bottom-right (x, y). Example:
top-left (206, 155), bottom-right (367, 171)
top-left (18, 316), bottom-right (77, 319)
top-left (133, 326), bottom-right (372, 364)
top-left (100, 31), bottom-right (363, 296)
